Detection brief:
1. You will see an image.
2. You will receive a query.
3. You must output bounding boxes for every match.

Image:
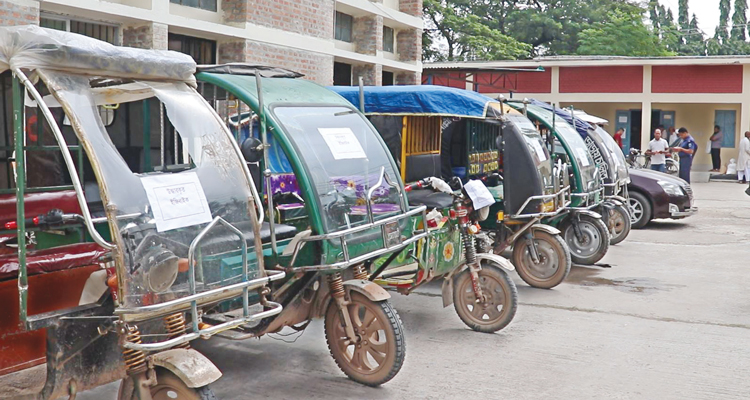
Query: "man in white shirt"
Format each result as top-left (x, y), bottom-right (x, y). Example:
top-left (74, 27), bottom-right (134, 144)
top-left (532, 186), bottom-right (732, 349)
top-left (646, 129), bottom-right (670, 173)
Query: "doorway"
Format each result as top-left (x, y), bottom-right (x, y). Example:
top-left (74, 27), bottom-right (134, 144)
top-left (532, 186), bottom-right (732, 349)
top-left (630, 110), bottom-right (642, 150)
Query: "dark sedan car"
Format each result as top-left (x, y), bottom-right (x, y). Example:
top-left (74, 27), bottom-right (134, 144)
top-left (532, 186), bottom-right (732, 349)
top-left (627, 168), bottom-right (698, 228)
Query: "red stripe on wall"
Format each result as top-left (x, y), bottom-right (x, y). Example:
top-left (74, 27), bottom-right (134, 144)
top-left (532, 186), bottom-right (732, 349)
top-left (559, 66), bottom-right (643, 93)
top-left (651, 65), bottom-right (743, 93)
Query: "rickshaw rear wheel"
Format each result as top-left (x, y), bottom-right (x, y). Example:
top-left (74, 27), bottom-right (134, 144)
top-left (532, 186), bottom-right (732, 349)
top-left (561, 215), bottom-right (610, 265)
top-left (324, 293), bottom-right (405, 387)
top-left (608, 204), bottom-right (631, 245)
top-left (452, 262), bottom-right (518, 333)
top-left (117, 368), bottom-right (217, 400)
top-left (512, 231), bottom-right (571, 289)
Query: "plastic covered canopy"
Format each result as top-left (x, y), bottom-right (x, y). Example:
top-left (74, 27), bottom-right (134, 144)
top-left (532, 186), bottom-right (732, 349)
top-left (328, 85), bottom-right (502, 118)
top-left (0, 25), bottom-right (196, 84)
top-left (529, 99), bottom-right (593, 138)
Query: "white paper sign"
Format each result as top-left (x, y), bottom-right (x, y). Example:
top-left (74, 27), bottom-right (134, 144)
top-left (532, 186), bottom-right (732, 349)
top-left (618, 116), bottom-right (628, 123)
top-left (140, 172), bottom-right (212, 232)
top-left (529, 140), bottom-right (548, 162)
top-left (575, 147), bottom-right (591, 166)
top-left (464, 180), bottom-right (496, 210)
top-left (318, 128), bottom-right (366, 160)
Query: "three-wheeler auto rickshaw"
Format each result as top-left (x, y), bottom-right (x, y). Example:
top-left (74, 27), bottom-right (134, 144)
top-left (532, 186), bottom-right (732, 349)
top-left (507, 100), bottom-right (610, 265)
top-left (196, 65), bottom-right (427, 385)
top-left (331, 86), bottom-right (571, 289)
top-left (327, 85), bottom-right (519, 330)
top-left (0, 26), bottom-right (285, 399)
top-left (531, 102), bottom-right (632, 245)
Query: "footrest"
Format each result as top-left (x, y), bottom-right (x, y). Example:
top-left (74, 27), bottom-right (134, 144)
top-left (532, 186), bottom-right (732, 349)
top-left (373, 277), bottom-right (415, 286)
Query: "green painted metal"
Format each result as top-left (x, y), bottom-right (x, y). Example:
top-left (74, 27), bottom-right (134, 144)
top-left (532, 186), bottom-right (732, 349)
top-left (12, 75), bottom-right (28, 325)
top-left (142, 98), bottom-right (151, 172)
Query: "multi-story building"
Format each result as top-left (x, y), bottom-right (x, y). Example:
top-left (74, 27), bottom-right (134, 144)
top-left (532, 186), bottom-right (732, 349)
top-left (1, 0), bottom-right (423, 86)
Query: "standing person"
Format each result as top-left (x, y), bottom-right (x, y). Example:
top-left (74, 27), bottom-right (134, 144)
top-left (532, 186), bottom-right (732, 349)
top-left (613, 128), bottom-right (624, 150)
top-left (672, 127), bottom-right (697, 183)
top-left (709, 125), bottom-right (723, 172)
top-left (646, 129), bottom-right (669, 172)
top-left (668, 126), bottom-right (679, 146)
top-left (738, 131), bottom-right (750, 184)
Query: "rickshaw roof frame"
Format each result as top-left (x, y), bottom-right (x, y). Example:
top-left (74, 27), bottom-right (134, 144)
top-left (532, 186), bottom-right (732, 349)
top-left (328, 85), bottom-right (503, 119)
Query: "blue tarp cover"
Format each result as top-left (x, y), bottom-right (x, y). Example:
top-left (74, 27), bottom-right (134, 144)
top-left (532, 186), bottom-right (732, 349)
top-left (529, 99), bottom-right (593, 138)
top-left (328, 85), bottom-right (498, 118)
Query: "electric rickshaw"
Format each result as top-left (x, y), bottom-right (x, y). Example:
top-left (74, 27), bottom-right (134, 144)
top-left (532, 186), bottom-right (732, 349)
top-left (550, 105), bottom-right (632, 245)
top-left (0, 26), bottom-right (285, 399)
top-left (331, 86), bottom-right (572, 289)
top-left (326, 84), bottom-right (519, 331)
top-left (195, 65), bottom-right (426, 385)
top-left (507, 100), bottom-right (610, 265)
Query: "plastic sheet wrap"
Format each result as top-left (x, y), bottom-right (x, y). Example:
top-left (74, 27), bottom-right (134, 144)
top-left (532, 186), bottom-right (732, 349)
top-left (0, 25), bottom-right (195, 84)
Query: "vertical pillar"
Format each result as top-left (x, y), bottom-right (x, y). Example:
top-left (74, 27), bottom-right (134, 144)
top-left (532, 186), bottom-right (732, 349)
top-left (353, 64), bottom-right (382, 86)
top-left (122, 22), bottom-right (168, 50)
top-left (353, 15), bottom-right (382, 56)
top-left (640, 66), bottom-right (653, 150)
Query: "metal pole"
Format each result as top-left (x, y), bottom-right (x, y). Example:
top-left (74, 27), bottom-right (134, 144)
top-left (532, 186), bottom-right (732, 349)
top-left (12, 75), bottom-right (28, 326)
top-left (358, 76), bottom-right (365, 113)
top-left (256, 71), bottom-right (278, 256)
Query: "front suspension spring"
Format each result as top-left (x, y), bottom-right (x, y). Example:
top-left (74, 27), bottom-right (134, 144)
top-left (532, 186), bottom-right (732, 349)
top-left (122, 326), bottom-right (147, 375)
top-left (352, 264), bottom-right (368, 280)
top-left (328, 272), bottom-right (345, 299)
top-left (164, 312), bottom-right (189, 349)
top-left (462, 231), bottom-right (477, 265)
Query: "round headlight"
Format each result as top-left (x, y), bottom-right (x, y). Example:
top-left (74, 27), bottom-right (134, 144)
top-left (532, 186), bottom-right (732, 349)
top-left (143, 247), bottom-right (179, 293)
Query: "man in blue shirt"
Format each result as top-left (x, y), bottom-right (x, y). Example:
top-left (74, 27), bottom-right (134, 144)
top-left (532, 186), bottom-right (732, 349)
top-left (672, 127), bottom-right (697, 183)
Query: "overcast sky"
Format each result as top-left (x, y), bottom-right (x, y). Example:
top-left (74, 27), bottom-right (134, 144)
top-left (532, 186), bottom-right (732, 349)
top-left (658, 0), bottom-right (720, 38)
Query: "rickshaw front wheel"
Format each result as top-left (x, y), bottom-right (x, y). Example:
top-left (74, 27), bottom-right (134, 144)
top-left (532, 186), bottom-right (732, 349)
top-left (512, 231), bottom-right (571, 289)
top-left (324, 293), bottom-right (405, 387)
top-left (608, 204), bottom-right (632, 245)
top-left (452, 262), bottom-right (518, 333)
top-left (561, 215), bottom-right (610, 265)
top-left (117, 368), bottom-right (216, 400)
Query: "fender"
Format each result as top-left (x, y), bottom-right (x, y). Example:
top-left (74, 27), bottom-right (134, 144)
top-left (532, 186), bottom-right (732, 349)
top-left (440, 254), bottom-right (515, 308)
top-left (150, 348), bottom-right (222, 388)
top-left (344, 279), bottom-right (391, 302)
top-left (529, 224), bottom-right (561, 236)
top-left (607, 195), bottom-right (628, 205)
top-left (570, 209), bottom-right (602, 220)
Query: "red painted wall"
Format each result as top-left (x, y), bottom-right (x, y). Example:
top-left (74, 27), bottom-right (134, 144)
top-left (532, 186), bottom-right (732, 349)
top-left (423, 72), bottom-right (466, 89)
top-left (560, 66), bottom-right (643, 93)
top-left (473, 69), bottom-right (552, 93)
top-left (651, 65), bottom-right (743, 93)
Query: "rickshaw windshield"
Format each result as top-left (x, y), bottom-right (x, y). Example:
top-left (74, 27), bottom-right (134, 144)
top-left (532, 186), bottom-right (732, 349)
top-left (41, 70), bottom-right (260, 309)
top-left (505, 114), bottom-right (553, 188)
top-left (552, 121), bottom-right (599, 191)
top-left (594, 126), bottom-right (628, 181)
top-left (272, 105), bottom-right (403, 233)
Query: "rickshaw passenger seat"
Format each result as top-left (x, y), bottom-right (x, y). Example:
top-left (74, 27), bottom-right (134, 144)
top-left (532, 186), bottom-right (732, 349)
top-left (0, 243), bottom-right (109, 281)
top-left (406, 188), bottom-right (453, 209)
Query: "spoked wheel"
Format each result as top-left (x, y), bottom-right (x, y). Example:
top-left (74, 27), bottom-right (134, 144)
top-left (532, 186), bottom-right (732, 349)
top-left (118, 368), bottom-right (216, 400)
top-left (512, 230), bottom-right (571, 289)
top-left (608, 204), bottom-right (632, 245)
top-left (324, 293), bottom-right (405, 387)
top-left (561, 214), bottom-right (610, 265)
top-left (628, 191), bottom-right (652, 229)
top-left (452, 262), bottom-right (518, 333)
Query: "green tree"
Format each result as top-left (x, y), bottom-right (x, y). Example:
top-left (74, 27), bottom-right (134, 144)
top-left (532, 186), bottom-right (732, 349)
top-left (577, 10), bottom-right (674, 56)
top-left (732, 0), bottom-right (748, 41)
top-left (717, 0), bottom-right (731, 42)
top-left (677, 0), bottom-right (689, 45)
top-left (422, 0), bottom-right (531, 61)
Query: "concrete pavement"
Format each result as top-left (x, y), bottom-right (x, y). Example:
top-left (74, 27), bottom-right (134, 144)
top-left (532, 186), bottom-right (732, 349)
top-left (79, 182), bottom-right (750, 399)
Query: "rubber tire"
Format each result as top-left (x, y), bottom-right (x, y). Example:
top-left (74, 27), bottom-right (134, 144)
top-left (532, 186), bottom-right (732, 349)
top-left (512, 230), bottom-right (571, 289)
top-left (628, 191), bottom-right (652, 229)
top-left (324, 293), bottom-right (405, 387)
top-left (608, 204), bottom-right (632, 245)
top-left (117, 368), bottom-right (217, 400)
top-left (561, 214), bottom-right (610, 265)
top-left (452, 263), bottom-right (518, 333)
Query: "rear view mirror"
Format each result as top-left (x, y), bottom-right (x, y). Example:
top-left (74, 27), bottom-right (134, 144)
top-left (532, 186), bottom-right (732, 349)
top-left (240, 137), bottom-right (263, 163)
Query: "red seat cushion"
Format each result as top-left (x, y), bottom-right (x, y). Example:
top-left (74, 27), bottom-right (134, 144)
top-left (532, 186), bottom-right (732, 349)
top-left (0, 243), bottom-right (109, 281)
top-left (0, 190), bottom-right (81, 227)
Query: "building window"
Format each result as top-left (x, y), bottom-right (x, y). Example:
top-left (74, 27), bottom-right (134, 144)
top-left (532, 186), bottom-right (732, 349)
top-left (168, 33), bottom-right (217, 65)
top-left (335, 12), bottom-right (353, 43)
top-left (383, 26), bottom-right (394, 53)
top-left (169, 0), bottom-right (217, 12)
top-left (41, 15), bottom-right (119, 45)
top-left (382, 71), bottom-right (394, 86)
top-left (333, 62), bottom-right (352, 86)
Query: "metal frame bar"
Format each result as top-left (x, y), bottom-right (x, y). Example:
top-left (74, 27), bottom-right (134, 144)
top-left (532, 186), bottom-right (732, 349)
top-left (509, 186), bottom-right (571, 219)
top-left (288, 205), bottom-right (428, 271)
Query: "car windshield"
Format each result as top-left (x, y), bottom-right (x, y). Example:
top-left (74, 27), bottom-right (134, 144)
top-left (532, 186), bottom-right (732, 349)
top-left (272, 106), bottom-right (404, 233)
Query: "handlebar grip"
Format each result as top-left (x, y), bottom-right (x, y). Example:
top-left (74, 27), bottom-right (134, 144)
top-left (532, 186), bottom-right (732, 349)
top-left (404, 178), bottom-right (431, 192)
top-left (4, 216), bottom-right (40, 230)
